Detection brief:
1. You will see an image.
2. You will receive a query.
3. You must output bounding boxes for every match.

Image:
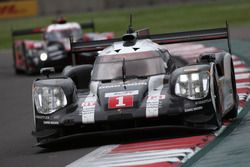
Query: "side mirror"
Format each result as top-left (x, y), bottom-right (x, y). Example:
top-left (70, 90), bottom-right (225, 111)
top-left (40, 67), bottom-right (55, 78)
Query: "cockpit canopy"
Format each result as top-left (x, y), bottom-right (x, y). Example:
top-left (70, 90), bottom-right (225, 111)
top-left (92, 50), bottom-right (169, 81)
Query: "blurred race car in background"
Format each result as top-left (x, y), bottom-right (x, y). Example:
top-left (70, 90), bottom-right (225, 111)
top-left (31, 23), bottom-right (238, 147)
top-left (12, 17), bottom-right (114, 74)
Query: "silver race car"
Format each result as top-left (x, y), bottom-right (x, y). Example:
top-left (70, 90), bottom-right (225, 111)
top-left (31, 23), bottom-right (238, 147)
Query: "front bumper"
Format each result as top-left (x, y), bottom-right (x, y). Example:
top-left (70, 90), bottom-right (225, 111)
top-left (33, 119), bottom-right (216, 147)
top-left (33, 106), bottom-right (217, 147)
top-left (32, 89), bottom-right (217, 146)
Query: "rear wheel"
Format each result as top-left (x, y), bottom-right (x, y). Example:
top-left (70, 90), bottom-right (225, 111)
top-left (14, 65), bottom-right (23, 74)
top-left (13, 43), bottom-right (24, 74)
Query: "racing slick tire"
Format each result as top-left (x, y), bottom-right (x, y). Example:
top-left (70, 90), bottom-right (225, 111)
top-left (13, 54), bottom-right (23, 74)
top-left (22, 43), bottom-right (36, 75)
top-left (14, 65), bottom-right (23, 74)
top-left (225, 58), bottom-right (238, 119)
top-left (13, 42), bottom-right (26, 74)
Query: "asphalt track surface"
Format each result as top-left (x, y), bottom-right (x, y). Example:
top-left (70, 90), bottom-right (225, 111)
top-left (0, 26), bottom-right (250, 167)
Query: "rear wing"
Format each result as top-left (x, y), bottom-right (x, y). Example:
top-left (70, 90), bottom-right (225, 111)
top-left (11, 27), bottom-right (45, 58)
top-left (12, 27), bottom-right (44, 37)
top-left (71, 23), bottom-right (231, 54)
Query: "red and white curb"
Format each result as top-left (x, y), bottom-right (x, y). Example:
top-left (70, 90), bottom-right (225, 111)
top-left (66, 43), bottom-right (250, 167)
top-left (67, 136), bottom-right (214, 167)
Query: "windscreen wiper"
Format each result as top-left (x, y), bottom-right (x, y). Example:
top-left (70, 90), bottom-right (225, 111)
top-left (122, 58), bottom-right (127, 89)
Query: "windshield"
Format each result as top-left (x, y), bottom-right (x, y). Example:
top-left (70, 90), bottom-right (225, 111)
top-left (92, 51), bottom-right (166, 81)
top-left (44, 28), bottom-right (83, 42)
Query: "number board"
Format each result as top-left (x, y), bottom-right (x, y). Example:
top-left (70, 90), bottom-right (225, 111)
top-left (108, 95), bottom-right (134, 109)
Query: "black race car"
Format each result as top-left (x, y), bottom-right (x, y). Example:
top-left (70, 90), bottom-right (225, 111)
top-left (12, 18), bottom-right (114, 74)
top-left (32, 24), bottom-right (238, 147)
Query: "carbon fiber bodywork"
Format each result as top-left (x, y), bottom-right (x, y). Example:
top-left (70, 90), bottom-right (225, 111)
top-left (32, 62), bottom-right (226, 146)
top-left (31, 26), bottom-right (238, 146)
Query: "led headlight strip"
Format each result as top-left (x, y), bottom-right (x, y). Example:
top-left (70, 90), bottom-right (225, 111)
top-left (175, 71), bottom-right (209, 100)
top-left (33, 86), bottom-right (67, 114)
top-left (40, 52), bottom-right (48, 61)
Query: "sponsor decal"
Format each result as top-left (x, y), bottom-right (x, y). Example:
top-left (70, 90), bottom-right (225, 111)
top-left (184, 106), bottom-right (203, 112)
top-left (146, 100), bottom-right (159, 116)
top-left (35, 115), bottom-right (50, 120)
top-left (146, 96), bottom-right (162, 116)
top-left (99, 84), bottom-right (120, 89)
top-left (82, 110), bottom-right (95, 123)
top-left (146, 75), bottom-right (165, 118)
top-left (108, 95), bottom-right (134, 109)
top-left (99, 82), bottom-right (147, 89)
top-left (105, 90), bottom-right (138, 98)
top-left (82, 107), bottom-right (95, 122)
top-left (81, 96), bottom-right (97, 124)
top-left (0, 1), bottom-right (38, 19)
top-left (195, 98), bottom-right (212, 105)
top-left (43, 121), bottom-right (59, 125)
top-left (147, 95), bottom-right (166, 100)
top-left (82, 101), bottom-right (96, 107)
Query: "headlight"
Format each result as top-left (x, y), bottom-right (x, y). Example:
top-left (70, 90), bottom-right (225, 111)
top-left (175, 71), bottom-right (209, 100)
top-left (40, 52), bottom-right (48, 61)
top-left (33, 86), bottom-right (67, 114)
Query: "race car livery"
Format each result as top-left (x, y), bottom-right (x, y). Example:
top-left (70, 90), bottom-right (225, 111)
top-left (12, 18), bottom-right (114, 74)
top-left (31, 24), bottom-right (238, 147)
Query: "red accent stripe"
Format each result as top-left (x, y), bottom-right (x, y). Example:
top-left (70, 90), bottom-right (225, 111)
top-left (111, 135), bottom-right (215, 154)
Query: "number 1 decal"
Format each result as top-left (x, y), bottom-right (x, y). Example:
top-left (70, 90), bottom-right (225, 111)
top-left (108, 95), bottom-right (133, 109)
top-left (116, 96), bottom-right (126, 107)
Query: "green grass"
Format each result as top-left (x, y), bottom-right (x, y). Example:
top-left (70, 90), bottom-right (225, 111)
top-left (0, 0), bottom-right (250, 49)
